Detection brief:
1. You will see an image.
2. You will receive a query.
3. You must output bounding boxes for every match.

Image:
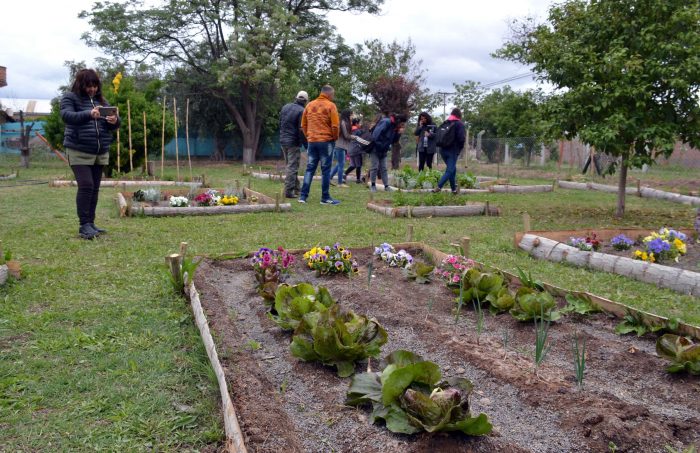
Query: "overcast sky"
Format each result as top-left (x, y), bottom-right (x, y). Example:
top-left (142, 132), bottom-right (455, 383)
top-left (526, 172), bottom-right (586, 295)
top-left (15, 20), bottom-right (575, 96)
top-left (0, 0), bottom-right (552, 100)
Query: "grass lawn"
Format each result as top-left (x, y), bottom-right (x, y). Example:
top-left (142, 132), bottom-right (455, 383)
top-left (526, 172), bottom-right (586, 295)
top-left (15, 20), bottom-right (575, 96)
top-left (1, 154), bottom-right (698, 450)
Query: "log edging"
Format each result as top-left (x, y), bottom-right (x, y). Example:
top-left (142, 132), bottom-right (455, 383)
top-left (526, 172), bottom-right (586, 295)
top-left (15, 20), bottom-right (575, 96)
top-left (366, 201), bottom-right (500, 217)
top-left (50, 179), bottom-right (203, 188)
top-left (519, 232), bottom-right (700, 298)
top-left (0, 173), bottom-right (17, 181)
top-left (558, 180), bottom-right (700, 206)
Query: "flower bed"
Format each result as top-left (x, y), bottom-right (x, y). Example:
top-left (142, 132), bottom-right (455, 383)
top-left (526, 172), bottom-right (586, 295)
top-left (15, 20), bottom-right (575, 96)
top-left (191, 243), bottom-right (700, 452)
top-left (116, 187), bottom-right (289, 216)
top-left (516, 228), bottom-right (699, 296)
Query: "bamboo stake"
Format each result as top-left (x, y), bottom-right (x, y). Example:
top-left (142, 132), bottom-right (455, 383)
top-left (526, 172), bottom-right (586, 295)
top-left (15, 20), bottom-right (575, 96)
top-left (143, 111), bottom-right (148, 175)
top-left (127, 99), bottom-right (133, 173)
top-left (116, 129), bottom-right (121, 173)
top-left (523, 212), bottom-right (531, 232)
top-left (186, 98), bottom-right (193, 181)
top-left (406, 224), bottom-right (414, 242)
top-left (161, 96), bottom-right (166, 180)
top-left (173, 98), bottom-right (180, 181)
top-left (460, 237), bottom-right (471, 258)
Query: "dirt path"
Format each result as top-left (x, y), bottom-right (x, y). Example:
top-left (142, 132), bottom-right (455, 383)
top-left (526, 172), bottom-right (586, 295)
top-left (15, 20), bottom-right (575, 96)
top-left (195, 248), bottom-right (700, 452)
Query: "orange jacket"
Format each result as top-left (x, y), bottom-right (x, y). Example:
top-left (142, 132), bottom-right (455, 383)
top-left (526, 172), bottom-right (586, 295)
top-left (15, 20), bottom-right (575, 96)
top-left (301, 93), bottom-right (339, 142)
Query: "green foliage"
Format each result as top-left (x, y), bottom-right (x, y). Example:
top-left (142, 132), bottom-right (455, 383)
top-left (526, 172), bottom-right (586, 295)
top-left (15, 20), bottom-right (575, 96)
top-left (268, 283), bottom-right (335, 331)
top-left (656, 334), bottom-right (700, 375)
top-left (457, 172), bottom-right (478, 189)
top-left (511, 287), bottom-right (560, 322)
top-left (456, 268), bottom-right (506, 306)
top-left (614, 310), bottom-right (663, 336)
top-left (393, 191), bottom-right (468, 207)
top-left (168, 254), bottom-right (202, 295)
top-left (533, 305), bottom-right (552, 369)
top-left (665, 444), bottom-right (697, 453)
top-left (515, 266), bottom-right (545, 291)
top-left (562, 293), bottom-right (602, 316)
top-left (346, 350), bottom-right (492, 436)
top-left (290, 304), bottom-right (388, 377)
top-left (402, 262), bottom-right (434, 284)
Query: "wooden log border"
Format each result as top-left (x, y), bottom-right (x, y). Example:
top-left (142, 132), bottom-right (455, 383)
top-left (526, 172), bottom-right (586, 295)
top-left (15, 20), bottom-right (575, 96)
top-left (517, 233), bottom-right (700, 298)
top-left (50, 179), bottom-right (203, 188)
top-left (367, 201), bottom-right (501, 217)
top-left (0, 172), bottom-right (17, 181)
top-left (558, 179), bottom-right (700, 207)
top-left (117, 187), bottom-right (290, 217)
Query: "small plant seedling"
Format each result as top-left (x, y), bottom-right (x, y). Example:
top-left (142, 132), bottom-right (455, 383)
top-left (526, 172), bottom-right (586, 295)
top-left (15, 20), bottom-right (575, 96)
top-left (665, 444), bottom-right (697, 453)
top-left (533, 305), bottom-right (552, 371)
top-left (246, 339), bottom-right (261, 351)
top-left (280, 378), bottom-right (288, 393)
top-left (572, 333), bottom-right (586, 387)
top-left (609, 441), bottom-right (618, 453)
top-left (455, 276), bottom-right (465, 324)
top-left (472, 293), bottom-right (484, 345)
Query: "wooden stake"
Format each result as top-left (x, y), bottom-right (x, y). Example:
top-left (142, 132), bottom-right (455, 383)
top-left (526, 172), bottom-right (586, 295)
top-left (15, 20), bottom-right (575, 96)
top-left (523, 212), bottom-right (531, 232)
top-left (173, 98), bottom-right (180, 181)
top-left (166, 253), bottom-right (181, 282)
top-left (127, 99), bottom-right (133, 173)
top-left (275, 192), bottom-right (280, 212)
top-left (406, 224), bottom-right (414, 242)
top-left (460, 237), bottom-right (471, 258)
top-left (161, 96), bottom-right (166, 179)
top-left (179, 241), bottom-right (188, 257)
top-left (186, 98), bottom-right (193, 181)
top-left (485, 200), bottom-right (490, 216)
top-left (636, 179), bottom-right (641, 197)
top-left (143, 111), bottom-right (148, 175)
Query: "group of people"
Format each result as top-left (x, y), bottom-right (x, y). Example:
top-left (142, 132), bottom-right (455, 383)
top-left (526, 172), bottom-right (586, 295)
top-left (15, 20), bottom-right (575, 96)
top-left (279, 84), bottom-right (411, 204)
top-left (280, 85), bottom-right (467, 202)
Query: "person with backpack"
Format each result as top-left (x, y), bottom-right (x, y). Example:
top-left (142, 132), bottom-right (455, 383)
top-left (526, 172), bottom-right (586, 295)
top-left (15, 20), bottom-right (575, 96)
top-left (433, 108), bottom-right (466, 194)
top-left (414, 111), bottom-right (437, 171)
top-left (279, 91), bottom-right (308, 198)
top-left (344, 118), bottom-right (367, 184)
top-left (369, 112), bottom-right (407, 192)
top-left (329, 109), bottom-right (353, 187)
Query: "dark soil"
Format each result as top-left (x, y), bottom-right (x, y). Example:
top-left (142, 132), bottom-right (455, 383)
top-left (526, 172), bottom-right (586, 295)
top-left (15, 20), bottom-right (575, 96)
top-left (597, 240), bottom-right (700, 274)
top-left (194, 248), bottom-right (700, 453)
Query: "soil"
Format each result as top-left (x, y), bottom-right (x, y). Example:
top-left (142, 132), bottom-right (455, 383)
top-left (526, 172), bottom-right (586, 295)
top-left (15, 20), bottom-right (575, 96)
top-left (597, 240), bottom-right (700, 274)
top-left (194, 248), bottom-right (700, 453)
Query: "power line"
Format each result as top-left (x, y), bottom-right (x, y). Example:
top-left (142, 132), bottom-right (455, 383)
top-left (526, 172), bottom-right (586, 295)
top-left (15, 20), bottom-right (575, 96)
top-left (480, 72), bottom-right (535, 88)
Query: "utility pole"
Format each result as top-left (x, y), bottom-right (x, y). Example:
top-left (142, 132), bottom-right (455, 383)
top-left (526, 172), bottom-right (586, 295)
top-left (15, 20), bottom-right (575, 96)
top-left (435, 91), bottom-right (456, 121)
top-left (19, 110), bottom-right (34, 168)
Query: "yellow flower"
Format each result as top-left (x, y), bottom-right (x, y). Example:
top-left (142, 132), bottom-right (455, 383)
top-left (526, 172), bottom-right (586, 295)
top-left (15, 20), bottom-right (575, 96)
top-left (648, 252), bottom-right (655, 263)
top-left (634, 250), bottom-right (643, 257)
top-left (674, 238), bottom-right (686, 254)
top-left (641, 252), bottom-right (648, 261)
top-left (112, 72), bottom-right (123, 95)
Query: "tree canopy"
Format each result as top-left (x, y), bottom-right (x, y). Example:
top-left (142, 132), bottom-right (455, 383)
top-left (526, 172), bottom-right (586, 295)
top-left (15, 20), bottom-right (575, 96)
top-left (495, 0), bottom-right (700, 216)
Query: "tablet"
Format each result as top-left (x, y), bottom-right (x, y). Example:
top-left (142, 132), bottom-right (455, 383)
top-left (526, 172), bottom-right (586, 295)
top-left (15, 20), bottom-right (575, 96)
top-left (98, 106), bottom-right (118, 117)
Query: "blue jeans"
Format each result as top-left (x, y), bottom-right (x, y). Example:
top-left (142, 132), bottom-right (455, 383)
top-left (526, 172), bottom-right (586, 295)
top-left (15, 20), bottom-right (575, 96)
top-left (438, 150), bottom-right (458, 191)
top-left (329, 147), bottom-right (346, 184)
top-left (300, 141), bottom-right (334, 201)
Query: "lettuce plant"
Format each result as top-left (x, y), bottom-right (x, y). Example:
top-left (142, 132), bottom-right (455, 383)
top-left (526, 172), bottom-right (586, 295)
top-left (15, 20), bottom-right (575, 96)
top-left (510, 287), bottom-right (560, 322)
top-left (346, 350), bottom-right (492, 436)
top-left (656, 334), bottom-right (700, 375)
top-left (268, 283), bottom-right (334, 331)
top-left (485, 287), bottom-right (515, 314)
top-left (402, 262), bottom-right (434, 284)
top-left (561, 293), bottom-right (601, 315)
top-left (457, 269), bottom-right (507, 305)
top-left (290, 304), bottom-right (388, 377)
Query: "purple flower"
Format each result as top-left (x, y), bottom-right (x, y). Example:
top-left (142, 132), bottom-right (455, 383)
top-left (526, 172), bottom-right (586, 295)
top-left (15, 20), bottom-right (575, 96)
top-left (647, 238), bottom-right (671, 255)
top-left (611, 234), bottom-right (634, 251)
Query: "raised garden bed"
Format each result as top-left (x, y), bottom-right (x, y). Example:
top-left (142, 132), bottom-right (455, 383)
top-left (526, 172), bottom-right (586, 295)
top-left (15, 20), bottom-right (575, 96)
top-left (0, 172), bottom-right (17, 181)
top-left (367, 195), bottom-right (500, 218)
top-left (189, 243), bottom-right (700, 452)
top-left (116, 187), bottom-right (289, 217)
top-left (558, 180), bottom-right (700, 207)
top-left (516, 228), bottom-right (700, 297)
top-left (51, 178), bottom-right (203, 188)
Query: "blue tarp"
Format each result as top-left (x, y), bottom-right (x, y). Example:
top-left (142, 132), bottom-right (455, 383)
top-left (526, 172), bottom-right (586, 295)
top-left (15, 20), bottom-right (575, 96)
top-left (0, 120), bottom-right (46, 154)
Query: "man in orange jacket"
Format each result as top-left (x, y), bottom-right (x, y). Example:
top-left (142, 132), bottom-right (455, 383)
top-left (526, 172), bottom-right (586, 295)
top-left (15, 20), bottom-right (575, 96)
top-left (298, 85), bottom-right (340, 205)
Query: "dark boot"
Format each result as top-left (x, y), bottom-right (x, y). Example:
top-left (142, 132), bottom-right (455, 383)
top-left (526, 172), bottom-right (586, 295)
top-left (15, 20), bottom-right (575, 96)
top-left (79, 223), bottom-right (98, 240)
top-left (89, 223), bottom-right (107, 234)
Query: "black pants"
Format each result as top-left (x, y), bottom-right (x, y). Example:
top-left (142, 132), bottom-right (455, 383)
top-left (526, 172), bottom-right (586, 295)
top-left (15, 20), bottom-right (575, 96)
top-left (418, 152), bottom-right (434, 172)
top-left (71, 165), bottom-right (103, 225)
top-left (344, 154), bottom-right (363, 181)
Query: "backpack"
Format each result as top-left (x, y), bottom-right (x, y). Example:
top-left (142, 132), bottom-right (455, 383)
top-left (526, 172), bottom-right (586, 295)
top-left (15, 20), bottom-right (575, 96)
top-left (435, 120), bottom-right (457, 148)
top-left (371, 118), bottom-right (394, 154)
top-left (356, 129), bottom-right (375, 154)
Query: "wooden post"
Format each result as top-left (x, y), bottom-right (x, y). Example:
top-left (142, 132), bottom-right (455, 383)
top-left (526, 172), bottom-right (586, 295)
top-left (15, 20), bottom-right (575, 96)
top-left (406, 224), bottom-right (414, 242)
top-left (166, 253), bottom-right (181, 283)
top-left (143, 111), bottom-right (148, 175)
top-left (185, 98), bottom-right (193, 181)
top-left (485, 200), bottom-right (490, 216)
top-left (636, 179), bottom-right (641, 197)
top-left (179, 241), bottom-right (188, 258)
top-left (523, 212), bottom-right (531, 232)
top-left (127, 99), bottom-right (133, 173)
top-left (460, 237), bottom-right (471, 258)
top-left (161, 96), bottom-right (166, 179)
top-left (274, 192), bottom-right (280, 212)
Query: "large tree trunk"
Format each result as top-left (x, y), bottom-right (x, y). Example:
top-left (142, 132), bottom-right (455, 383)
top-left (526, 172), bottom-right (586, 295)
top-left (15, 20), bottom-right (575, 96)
top-left (615, 159), bottom-right (628, 218)
top-left (220, 83), bottom-right (262, 165)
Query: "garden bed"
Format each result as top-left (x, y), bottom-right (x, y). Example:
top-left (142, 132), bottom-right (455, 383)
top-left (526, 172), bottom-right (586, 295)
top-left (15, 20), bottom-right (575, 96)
top-left (50, 178), bottom-right (203, 188)
top-left (516, 228), bottom-right (700, 297)
top-left (557, 180), bottom-right (700, 207)
top-left (116, 187), bottom-right (289, 217)
top-left (367, 199), bottom-right (500, 218)
top-left (192, 245), bottom-right (700, 452)
top-left (0, 172), bottom-right (17, 181)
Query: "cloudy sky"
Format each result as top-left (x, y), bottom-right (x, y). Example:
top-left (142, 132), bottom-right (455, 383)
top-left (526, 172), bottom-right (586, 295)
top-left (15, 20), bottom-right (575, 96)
top-left (0, 0), bottom-right (552, 100)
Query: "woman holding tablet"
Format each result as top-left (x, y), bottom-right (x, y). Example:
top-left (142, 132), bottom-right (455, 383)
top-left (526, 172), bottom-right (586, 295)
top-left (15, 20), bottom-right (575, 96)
top-left (60, 69), bottom-right (120, 239)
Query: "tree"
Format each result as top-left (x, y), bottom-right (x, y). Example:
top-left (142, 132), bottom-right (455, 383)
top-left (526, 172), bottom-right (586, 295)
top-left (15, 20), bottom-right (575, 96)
top-left (496, 0), bottom-right (700, 217)
top-left (80, 0), bottom-right (384, 165)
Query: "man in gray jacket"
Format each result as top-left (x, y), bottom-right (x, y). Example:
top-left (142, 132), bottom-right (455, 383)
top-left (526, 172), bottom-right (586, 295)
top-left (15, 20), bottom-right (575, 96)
top-left (279, 91), bottom-right (308, 198)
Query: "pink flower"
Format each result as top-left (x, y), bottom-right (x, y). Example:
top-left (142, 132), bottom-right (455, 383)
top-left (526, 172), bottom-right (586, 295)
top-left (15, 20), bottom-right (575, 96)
top-left (452, 275), bottom-right (460, 283)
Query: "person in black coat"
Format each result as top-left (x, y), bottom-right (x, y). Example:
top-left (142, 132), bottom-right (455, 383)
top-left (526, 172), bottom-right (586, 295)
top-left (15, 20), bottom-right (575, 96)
top-left (414, 112), bottom-right (437, 171)
top-left (279, 91), bottom-right (308, 198)
top-left (434, 108), bottom-right (466, 194)
top-left (61, 69), bottom-right (120, 239)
